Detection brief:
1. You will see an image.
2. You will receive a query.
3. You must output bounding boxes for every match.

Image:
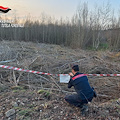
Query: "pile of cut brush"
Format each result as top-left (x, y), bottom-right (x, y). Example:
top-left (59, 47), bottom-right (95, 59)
top-left (0, 40), bottom-right (120, 119)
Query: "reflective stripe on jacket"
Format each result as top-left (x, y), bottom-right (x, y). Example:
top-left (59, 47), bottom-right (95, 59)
top-left (68, 72), bottom-right (94, 100)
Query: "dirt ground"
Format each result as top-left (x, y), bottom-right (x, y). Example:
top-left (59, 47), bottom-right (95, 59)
top-left (0, 41), bottom-right (120, 120)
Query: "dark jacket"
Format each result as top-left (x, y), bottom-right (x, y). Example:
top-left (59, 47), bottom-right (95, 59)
top-left (68, 72), bottom-right (94, 101)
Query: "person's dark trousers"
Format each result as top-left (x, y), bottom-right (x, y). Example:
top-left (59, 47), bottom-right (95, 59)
top-left (65, 94), bottom-right (86, 108)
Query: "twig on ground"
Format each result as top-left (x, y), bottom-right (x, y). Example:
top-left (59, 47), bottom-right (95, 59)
top-left (0, 59), bottom-right (16, 64)
top-left (13, 70), bottom-right (23, 86)
top-left (49, 76), bottom-right (62, 91)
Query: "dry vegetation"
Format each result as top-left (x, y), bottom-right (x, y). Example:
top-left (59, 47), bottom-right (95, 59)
top-left (0, 2), bottom-right (120, 120)
top-left (0, 41), bottom-right (120, 120)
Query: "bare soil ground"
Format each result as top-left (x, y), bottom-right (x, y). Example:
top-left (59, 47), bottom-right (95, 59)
top-left (0, 41), bottom-right (120, 120)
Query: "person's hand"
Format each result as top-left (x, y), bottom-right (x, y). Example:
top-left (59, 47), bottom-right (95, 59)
top-left (69, 72), bottom-right (74, 77)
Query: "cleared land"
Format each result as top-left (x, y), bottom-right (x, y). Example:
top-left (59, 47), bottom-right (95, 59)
top-left (0, 41), bottom-right (120, 120)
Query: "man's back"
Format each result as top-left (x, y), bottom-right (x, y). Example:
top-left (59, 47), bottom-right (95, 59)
top-left (68, 72), bottom-right (94, 101)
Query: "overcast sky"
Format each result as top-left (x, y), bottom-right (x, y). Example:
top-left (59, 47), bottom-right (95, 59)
top-left (0, 0), bottom-right (120, 20)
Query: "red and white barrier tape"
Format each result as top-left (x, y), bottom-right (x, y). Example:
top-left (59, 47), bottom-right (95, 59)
top-left (0, 64), bottom-right (120, 77)
top-left (0, 65), bottom-right (66, 76)
top-left (85, 74), bottom-right (120, 77)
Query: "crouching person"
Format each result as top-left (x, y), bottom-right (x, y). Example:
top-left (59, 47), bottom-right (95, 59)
top-left (65, 65), bottom-right (96, 115)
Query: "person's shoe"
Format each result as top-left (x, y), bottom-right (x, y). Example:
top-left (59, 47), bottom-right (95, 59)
top-left (80, 104), bottom-right (88, 116)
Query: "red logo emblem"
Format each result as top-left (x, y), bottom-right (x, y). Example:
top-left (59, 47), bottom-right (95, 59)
top-left (0, 6), bottom-right (11, 13)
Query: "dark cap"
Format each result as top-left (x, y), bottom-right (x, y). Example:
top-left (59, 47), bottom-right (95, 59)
top-left (72, 65), bottom-right (79, 72)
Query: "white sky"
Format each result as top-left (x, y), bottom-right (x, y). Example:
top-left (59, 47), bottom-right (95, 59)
top-left (0, 0), bottom-right (120, 20)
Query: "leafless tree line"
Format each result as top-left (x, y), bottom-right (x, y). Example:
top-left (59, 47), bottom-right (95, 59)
top-left (0, 2), bottom-right (120, 50)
